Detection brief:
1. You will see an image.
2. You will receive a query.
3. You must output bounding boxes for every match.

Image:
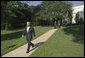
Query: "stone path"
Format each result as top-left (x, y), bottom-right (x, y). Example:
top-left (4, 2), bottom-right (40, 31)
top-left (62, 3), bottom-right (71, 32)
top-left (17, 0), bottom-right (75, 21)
top-left (2, 29), bottom-right (57, 57)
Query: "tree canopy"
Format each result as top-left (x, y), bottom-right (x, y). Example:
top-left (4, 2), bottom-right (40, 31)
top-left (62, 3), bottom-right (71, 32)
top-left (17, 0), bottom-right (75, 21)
top-left (1, 1), bottom-right (73, 30)
top-left (35, 1), bottom-right (73, 20)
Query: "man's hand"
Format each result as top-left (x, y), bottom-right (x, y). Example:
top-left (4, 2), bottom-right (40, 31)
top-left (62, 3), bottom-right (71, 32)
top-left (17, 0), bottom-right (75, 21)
top-left (22, 35), bottom-right (24, 37)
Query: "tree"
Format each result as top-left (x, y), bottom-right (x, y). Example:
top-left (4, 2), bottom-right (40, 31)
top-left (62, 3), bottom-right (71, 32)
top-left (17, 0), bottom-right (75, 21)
top-left (1, 1), bottom-right (20, 30)
top-left (1, 1), bottom-right (73, 30)
top-left (1, 1), bottom-right (8, 30)
top-left (1, 1), bottom-right (16, 30)
top-left (35, 1), bottom-right (73, 26)
top-left (1, 1), bottom-right (30, 30)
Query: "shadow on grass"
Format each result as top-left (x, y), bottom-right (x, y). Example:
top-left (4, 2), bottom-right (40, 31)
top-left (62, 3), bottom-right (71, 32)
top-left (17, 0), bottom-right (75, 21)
top-left (7, 44), bottom-right (16, 49)
top-left (30, 42), bottom-right (44, 51)
top-left (1, 31), bottom-right (23, 41)
top-left (62, 25), bottom-right (84, 44)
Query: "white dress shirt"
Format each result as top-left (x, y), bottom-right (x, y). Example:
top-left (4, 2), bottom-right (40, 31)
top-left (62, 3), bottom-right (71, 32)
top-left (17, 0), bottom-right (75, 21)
top-left (27, 26), bottom-right (30, 32)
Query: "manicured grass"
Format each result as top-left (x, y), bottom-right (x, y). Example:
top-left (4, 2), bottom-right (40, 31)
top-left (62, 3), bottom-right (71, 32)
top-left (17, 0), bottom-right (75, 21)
top-left (29, 25), bottom-right (84, 57)
top-left (1, 27), bottom-right (53, 56)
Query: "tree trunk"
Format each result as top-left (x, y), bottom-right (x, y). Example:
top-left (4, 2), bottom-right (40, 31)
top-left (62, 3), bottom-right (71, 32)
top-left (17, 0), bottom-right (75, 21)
top-left (5, 23), bottom-right (8, 30)
top-left (1, 26), bottom-right (4, 30)
top-left (54, 20), bottom-right (57, 29)
top-left (60, 19), bottom-right (62, 26)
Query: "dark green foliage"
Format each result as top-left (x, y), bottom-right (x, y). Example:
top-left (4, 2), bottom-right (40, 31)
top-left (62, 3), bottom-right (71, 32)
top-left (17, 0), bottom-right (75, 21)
top-left (35, 1), bottom-right (73, 26)
top-left (1, 1), bottom-right (73, 30)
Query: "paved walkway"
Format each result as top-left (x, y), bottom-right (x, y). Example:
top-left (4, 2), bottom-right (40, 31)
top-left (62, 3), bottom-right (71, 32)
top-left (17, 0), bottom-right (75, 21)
top-left (2, 29), bottom-right (57, 57)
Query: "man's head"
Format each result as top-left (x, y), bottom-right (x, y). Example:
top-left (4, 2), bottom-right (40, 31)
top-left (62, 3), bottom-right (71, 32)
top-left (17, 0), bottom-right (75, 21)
top-left (26, 21), bottom-right (30, 26)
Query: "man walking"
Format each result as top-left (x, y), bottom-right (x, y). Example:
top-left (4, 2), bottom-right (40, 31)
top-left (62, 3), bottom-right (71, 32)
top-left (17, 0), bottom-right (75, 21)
top-left (22, 22), bottom-right (36, 53)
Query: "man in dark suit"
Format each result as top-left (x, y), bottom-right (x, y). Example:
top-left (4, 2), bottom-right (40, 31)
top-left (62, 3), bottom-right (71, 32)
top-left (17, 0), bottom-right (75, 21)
top-left (22, 22), bottom-right (36, 53)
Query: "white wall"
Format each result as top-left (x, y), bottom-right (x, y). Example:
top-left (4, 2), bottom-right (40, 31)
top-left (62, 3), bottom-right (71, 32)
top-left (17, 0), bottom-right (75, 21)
top-left (72, 5), bottom-right (84, 24)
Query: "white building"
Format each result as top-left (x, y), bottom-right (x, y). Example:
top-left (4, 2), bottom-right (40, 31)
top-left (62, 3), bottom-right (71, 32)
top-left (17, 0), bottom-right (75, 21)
top-left (72, 5), bottom-right (84, 24)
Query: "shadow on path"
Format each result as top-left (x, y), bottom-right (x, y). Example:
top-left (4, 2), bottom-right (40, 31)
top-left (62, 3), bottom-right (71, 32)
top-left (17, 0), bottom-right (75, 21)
top-left (30, 42), bottom-right (44, 51)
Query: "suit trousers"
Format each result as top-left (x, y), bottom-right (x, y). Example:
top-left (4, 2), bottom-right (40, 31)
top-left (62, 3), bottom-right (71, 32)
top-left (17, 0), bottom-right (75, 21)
top-left (26, 34), bottom-right (33, 51)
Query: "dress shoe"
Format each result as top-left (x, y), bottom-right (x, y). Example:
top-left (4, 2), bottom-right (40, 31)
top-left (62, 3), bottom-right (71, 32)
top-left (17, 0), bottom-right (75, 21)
top-left (26, 50), bottom-right (29, 53)
top-left (32, 44), bottom-right (34, 48)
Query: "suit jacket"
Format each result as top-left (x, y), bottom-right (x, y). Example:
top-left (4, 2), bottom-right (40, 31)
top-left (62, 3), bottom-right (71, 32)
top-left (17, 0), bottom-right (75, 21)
top-left (23, 26), bottom-right (36, 41)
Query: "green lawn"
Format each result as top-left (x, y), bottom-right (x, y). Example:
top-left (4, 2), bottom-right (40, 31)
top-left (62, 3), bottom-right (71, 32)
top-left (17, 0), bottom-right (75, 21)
top-left (1, 27), bottom-right (53, 56)
top-left (30, 25), bottom-right (84, 57)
